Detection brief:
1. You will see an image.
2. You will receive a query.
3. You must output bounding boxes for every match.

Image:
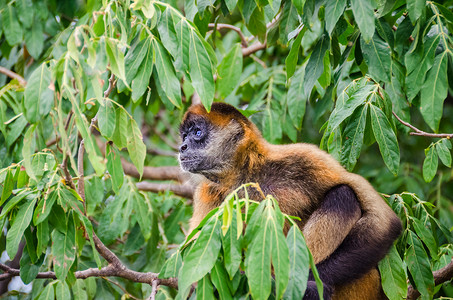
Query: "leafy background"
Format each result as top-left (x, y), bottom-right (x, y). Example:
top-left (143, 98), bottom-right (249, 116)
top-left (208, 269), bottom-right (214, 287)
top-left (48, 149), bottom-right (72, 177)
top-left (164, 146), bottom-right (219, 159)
top-left (0, 0), bottom-right (452, 299)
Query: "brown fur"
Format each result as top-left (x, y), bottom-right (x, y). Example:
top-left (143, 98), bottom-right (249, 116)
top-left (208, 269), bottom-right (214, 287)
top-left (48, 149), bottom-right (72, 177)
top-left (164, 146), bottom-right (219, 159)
top-left (181, 103), bottom-right (401, 299)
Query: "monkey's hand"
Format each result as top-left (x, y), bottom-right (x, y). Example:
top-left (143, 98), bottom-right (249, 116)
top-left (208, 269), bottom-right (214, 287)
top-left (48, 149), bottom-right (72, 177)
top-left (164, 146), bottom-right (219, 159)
top-left (303, 281), bottom-right (333, 300)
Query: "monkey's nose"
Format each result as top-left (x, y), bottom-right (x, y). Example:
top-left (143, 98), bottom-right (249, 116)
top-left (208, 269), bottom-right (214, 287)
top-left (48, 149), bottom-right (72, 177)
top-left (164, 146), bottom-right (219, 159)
top-left (180, 144), bottom-right (188, 153)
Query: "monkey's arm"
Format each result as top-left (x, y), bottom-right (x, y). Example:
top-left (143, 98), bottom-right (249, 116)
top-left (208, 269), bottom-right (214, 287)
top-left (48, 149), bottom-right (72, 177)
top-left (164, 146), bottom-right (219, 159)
top-left (302, 184), bottom-right (362, 264)
top-left (303, 185), bottom-right (402, 300)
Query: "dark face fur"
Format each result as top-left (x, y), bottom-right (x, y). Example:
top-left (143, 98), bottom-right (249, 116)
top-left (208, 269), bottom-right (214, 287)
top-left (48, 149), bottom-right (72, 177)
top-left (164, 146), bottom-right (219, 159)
top-left (179, 113), bottom-right (244, 179)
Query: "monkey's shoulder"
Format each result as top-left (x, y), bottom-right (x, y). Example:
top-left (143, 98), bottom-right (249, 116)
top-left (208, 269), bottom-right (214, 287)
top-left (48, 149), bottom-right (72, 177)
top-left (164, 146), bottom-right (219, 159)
top-left (262, 143), bottom-right (345, 178)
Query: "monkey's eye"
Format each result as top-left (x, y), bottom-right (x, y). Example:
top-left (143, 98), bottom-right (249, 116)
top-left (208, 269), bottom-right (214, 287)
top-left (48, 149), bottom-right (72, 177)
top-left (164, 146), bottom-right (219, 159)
top-left (196, 130), bottom-right (202, 137)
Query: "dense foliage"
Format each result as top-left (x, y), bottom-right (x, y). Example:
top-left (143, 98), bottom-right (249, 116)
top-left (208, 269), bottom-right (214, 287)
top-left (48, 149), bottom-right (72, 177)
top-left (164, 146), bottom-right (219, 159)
top-left (0, 0), bottom-right (452, 299)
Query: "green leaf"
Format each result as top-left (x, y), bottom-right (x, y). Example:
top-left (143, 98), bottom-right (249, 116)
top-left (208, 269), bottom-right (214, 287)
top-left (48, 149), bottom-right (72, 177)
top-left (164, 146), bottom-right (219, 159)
top-left (112, 108), bottom-right (128, 149)
top-left (326, 81), bottom-right (374, 134)
top-left (412, 217), bottom-right (437, 259)
top-left (340, 104), bottom-right (368, 171)
top-left (22, 125), bottom-right (36, 180)
top-left (6, 197), bottom-right (37, 258)
top-left (24, 18), bottom-right (44, 59)
top-left (153, 39), bottom-right (182, 108)
top-left (24, 64), bottom-right (53, 123)
top-left (269, 206), bottom-right (290, 299)
top-left (245, 200), bottom-right (275, 300)
top-left (217, 43), bottom-right (243, 99)
top-left (350, 0), bottom-right (376, 42)
top-left (422, 145), bottom-right (438, 183)
top-left (123, 37), bottom-right (151, 87)
top-left (378, 245), bottom-right (407, 300)
top-left (211, 261), bottom-right (233, 300)
top-left (2, 4), bottom-right (23, 46)
top-left (16, 0), bottom-right (33, 28)
top-left (131, 38), bottom-right (153, 102)
top-left (98, 100), bottom-right (116, 140)
top-left (105, 38), bottom-right (127, 82)
top-left (369, 104), bottom-right (400, 175)
top-left (436, 139), bottom-right (452, 167)
top-left (325, 0), bottom-right (347, 35)
top-left (222, 212), bottom-right (241, 279)
top-left (106, 143), bottom-right (124, 193)
top-left (20, 247), bottom-right (43, 284)
top-left (36, 220), bottom-right (49, 257)
top-left (159, 250), bottom-right (182, 278)
top-left (188, 24), bottom-right (215, 111)
top-left (420, 52), bottom-right (448, 132)
top-left (68, 92), bottom-right (104, 176)
top-left (37, 282), bottom-right (55, 300)
top-left (157, 9), bottom-right (179, 59)
top-left (126, 118), bottom-right (146, 178)
top-left (197, 274), bottom-right (216, 300)
top-left (0, 190), bottom-right (34, 219)
top-left (407, 0), bottom-right (425, 23)
top-left (225, 0), bottom-right (238, 12)
top-left (405, 35), bottom-right (440, 102)
top-left (73, 280), bottom-right (88, 300)
top-left (287, 66), bottom-right (307, 130)
top-left (283, 226), bottom-right (309, 299)
top-left (285, 28), bottom-right (304, 80)
top-left (279, 1), bottom-right (299, 45)
top-left (361, 34), bottom-right (391, 83)
top-left (33, 190), bottom-right (57, 225)
top-left (55, 280), bottom-right (71, 300)
top-left (303, 35), bottom-right (330, 96)
top-left (51, 222), bottom-right (76, 281)
top-left (179, 217), bottom-right (222, 294)
top-left (132, 192), bottom-right (152, 240)
top-left (0, 168), bottom-right (14, 206)
top-left (245, 6), bottom-right (266, 41)
top-left (406, 230), bottom-right (435, 299)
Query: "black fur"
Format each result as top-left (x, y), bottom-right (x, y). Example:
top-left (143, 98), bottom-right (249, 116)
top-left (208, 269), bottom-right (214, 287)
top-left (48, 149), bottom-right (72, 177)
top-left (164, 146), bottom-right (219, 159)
top-left (304, 185), bottom-right (402, 299)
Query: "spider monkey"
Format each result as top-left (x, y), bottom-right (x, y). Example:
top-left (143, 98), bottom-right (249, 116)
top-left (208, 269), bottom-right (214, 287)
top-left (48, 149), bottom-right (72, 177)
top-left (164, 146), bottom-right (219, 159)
top-left (179, 102), bottom-right (402, 300)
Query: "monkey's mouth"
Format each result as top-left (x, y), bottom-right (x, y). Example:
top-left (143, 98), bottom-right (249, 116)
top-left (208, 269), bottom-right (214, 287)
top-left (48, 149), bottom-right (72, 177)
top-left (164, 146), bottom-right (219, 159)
top-left (179, 155), bottom-right (204, 173)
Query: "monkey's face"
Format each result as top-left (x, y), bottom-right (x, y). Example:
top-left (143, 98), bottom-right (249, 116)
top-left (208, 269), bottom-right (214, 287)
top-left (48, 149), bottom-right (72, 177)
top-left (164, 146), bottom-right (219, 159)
top-left (179, 114), bottom-right (243, 179)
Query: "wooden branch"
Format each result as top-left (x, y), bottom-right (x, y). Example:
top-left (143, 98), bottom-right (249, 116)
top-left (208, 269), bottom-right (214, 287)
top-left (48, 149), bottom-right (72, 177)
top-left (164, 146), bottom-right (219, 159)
top-left (104, 73), bottom-right (116, 98)
top-left (0, 262), bottom-right (178, 288)
top-left (0, 66), bottom-right (26, 86)
top-left (393, 112), bottom-right (453, 139)
top-left (407, 259), bottom-right (453, 300)
top-left (208, 23), bottom-right (248, 47)
top-left (242, 41), bottom-right (266, 56)
top-left (136, 181), bottom-right (194, 199)
top-left (148, 280), bottom-right (159, 300)
top-left (121, 158), bottom-right (186, 182)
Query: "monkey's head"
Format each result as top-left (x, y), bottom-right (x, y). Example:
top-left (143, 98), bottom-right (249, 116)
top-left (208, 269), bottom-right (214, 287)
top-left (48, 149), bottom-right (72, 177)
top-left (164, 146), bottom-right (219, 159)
top-left (179, 103), bottom-right (261, 180)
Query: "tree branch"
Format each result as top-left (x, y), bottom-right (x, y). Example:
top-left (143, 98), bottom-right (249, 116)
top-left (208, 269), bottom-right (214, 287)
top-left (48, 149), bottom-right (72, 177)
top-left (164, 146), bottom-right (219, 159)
top-left (407, 259), bottom-right (453, 299)
top-left (136, 181), bottom-right (194, 199)
top-left (0, 66), bottom-right (27, 86)
top-left (0, 262), bottom-right (178, 289)
top-left (393, 111), bottom-right (453, 139)
top-left (208, 23), bottom-right (248, 47)
top-left (242, 41), bottom-right (267, 56)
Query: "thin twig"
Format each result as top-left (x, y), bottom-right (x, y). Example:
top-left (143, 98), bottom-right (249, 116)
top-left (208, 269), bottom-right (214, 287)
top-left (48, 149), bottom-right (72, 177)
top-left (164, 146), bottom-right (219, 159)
top-left (392, 111), bottom-right (453, 139)
top-left (0, 66), bottom-right (27, 86)
top-left (208, 23), bottom-right (248, 47)
top-left (104, 73), bottom-right (116, 98)
top-left (148, 280), bottom-right (159, 300)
